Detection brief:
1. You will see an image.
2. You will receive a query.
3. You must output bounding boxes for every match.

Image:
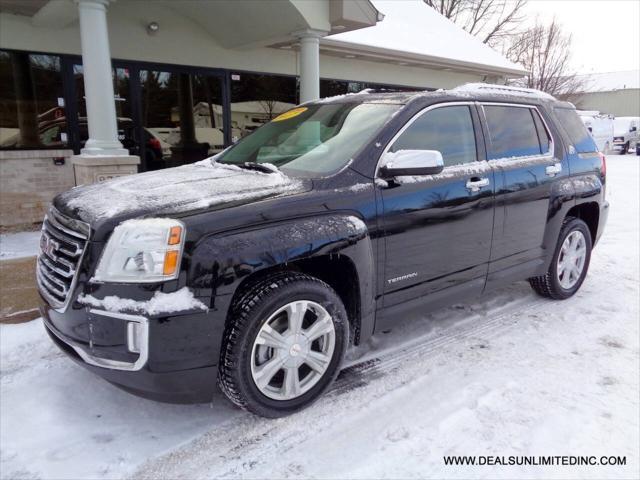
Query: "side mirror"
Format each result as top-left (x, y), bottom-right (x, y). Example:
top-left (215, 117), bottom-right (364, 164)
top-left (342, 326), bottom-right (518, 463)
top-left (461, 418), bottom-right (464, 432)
top-left (630, 126), bottom-right (637, 132)
top-left (379, 149), bottom-right (444, 178)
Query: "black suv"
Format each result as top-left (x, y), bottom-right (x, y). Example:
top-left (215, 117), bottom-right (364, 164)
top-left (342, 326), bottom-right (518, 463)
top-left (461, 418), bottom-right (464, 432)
top-left (38, 84), bottom-right (608, 418)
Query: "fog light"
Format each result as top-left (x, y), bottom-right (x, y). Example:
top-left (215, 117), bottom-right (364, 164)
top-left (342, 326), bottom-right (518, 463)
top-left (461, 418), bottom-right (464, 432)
top-left (127, 322), bottom-right (142, 353)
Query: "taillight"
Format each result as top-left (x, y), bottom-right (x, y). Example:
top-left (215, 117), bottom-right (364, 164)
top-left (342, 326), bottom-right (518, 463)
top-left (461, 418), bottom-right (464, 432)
top-left (147, 137), bottom-right (162, 150)
top-left (598, 151), bottom-right (606, 177)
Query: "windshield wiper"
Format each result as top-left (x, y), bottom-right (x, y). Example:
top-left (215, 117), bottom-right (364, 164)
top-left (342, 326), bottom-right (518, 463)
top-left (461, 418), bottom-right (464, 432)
top-left (237, 162), bottom-right (279, 174)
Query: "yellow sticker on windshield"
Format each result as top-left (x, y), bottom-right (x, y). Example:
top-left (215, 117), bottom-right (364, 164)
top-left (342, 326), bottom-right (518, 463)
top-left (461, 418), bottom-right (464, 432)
top-left (272, 107), bottom-right (308, 122)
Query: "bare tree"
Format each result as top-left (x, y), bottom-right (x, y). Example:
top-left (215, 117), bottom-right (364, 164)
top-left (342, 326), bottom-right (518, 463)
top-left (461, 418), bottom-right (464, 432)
top-left (423, 0), bottom-right (527, 47)
top-left (504, 18), bottom-right (588, 99)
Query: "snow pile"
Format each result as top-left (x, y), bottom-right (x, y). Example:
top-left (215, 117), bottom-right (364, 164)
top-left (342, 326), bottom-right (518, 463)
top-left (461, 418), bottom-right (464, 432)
top-left (59, 160), bottom-right (305, 222)
top-left (333, 183), bottom-right (372, 193)
top-left (348, 183), bottom-right (371, 192)
top-left (0, 231), bottom-right (41, 259)
top-left (77, 287), bottom-right (207, 316)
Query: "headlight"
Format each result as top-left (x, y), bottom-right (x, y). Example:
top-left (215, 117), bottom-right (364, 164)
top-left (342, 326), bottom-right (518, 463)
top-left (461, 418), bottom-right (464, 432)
top-left (93, 218), bottom-right (185, 283)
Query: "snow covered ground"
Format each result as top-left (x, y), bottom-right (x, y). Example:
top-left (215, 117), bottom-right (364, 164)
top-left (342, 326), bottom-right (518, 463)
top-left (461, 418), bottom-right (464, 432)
top-left (1, 156), bottom-right (638, 480)
top-left (0, 231), bottom-right (40, 260)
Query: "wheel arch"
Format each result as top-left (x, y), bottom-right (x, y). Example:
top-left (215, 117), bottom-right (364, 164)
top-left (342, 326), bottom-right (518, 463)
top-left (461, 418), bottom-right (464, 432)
top-left (188, 213), bottom-right (376, 346)
top-left (229, 254), bottom-right (363, 344)
top-left (566, 202), bottom-right (600, 244)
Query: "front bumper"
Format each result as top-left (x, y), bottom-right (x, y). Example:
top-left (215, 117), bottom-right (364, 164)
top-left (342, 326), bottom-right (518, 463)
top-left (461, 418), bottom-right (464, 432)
top-left (41, 299), bottom-right (229, 403)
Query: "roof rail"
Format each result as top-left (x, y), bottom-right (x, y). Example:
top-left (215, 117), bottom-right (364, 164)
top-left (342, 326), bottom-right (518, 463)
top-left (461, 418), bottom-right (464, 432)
top-left (452, 83), bottom-right (557, 100)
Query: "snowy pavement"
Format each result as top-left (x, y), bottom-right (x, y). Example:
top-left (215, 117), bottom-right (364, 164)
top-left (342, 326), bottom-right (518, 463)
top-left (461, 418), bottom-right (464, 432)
top-left (0, 231), bottom-right (40, 260)
top-left (1, 156), bottom-right (639, 479)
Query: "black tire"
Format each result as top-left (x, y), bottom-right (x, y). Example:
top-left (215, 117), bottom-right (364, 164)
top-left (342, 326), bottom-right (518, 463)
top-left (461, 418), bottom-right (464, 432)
top-left (529, 217), bottom-right (592, 300)
top-left (218, 271), bottom-right (349, 418)
top-left (619, 142), bottom-right (629, 154)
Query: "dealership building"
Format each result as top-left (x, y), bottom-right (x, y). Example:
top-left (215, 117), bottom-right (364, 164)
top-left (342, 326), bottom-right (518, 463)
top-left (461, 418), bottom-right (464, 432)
top-left (0, 0), bottom-right (524, 227)
top-left (574, 70), bottom-right (640, 117)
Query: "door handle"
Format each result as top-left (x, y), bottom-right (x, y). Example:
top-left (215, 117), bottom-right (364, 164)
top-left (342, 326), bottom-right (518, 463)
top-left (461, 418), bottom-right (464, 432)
top-left (465, 177), bottom-right (490, 192)
top-left (545, 162), bottom-right (562, 177)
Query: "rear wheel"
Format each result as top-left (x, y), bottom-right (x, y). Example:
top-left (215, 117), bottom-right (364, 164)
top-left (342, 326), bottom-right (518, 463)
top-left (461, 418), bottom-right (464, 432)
top-left (529, 217), bottom-right (592, 300)
top-left (218, 272), bottom-right (349, 418)
top-left (619, 142), bottom-right (629, 154)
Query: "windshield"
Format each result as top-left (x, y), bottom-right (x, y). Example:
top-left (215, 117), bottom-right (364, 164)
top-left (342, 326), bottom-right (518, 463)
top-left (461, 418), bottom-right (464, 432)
top-left (216, 103), bottom-right (400, 177)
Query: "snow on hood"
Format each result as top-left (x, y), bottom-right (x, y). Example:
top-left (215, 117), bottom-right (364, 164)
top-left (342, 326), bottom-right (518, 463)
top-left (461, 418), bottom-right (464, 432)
top-left (58, 159), bottom-right (306, 223)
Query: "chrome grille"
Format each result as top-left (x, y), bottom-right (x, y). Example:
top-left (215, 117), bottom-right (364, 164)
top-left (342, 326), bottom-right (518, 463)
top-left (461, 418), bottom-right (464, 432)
top-left (37, 207), bottom-right (90, 309)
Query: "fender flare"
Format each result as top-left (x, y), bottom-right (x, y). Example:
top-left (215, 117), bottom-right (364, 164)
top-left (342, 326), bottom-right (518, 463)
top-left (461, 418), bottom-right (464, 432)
top-left (188, 213), bottom-right (376, 342)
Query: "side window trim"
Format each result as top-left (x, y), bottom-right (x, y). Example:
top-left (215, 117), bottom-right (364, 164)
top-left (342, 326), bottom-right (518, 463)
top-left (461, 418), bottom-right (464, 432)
top-left (375, 101), bottom-right (481, 177)
top-left (479, 102), bottom-right (555, 162)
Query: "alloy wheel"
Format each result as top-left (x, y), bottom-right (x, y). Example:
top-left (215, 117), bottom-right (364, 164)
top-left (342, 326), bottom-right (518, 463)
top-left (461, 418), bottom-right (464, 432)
top-left (250, 300), bottom-right (336, 400)
top-left (557, 230), bottom-right (587, 289)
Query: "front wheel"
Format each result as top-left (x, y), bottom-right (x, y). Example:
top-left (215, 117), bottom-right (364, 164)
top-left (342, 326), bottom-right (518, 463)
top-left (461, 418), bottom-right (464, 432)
top-left (529, 217), bottom-right (592, 300)
top-left (218, 272), bottom-right (349, 418)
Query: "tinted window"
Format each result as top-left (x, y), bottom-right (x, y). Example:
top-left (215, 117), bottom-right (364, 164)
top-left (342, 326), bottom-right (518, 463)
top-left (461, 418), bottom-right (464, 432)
top-left (390, 106), bottom-right (477, 167)
top-left (554, 107), bottom-right (598, 153)
top-left (484, 106), bottom-right (542, 159)
top-left (0, 51), bottom-right (67, 149)
top-left (531, 109), bottom-right (552, 154)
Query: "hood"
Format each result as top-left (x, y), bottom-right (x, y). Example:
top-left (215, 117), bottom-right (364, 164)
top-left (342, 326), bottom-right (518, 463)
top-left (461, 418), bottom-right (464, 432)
top-left (56, 159), bottom-right (308, 224)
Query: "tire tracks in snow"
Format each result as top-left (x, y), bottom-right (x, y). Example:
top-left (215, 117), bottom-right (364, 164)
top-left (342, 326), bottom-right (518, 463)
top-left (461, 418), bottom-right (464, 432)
top-left (132, 287), bottom-right (565, 479)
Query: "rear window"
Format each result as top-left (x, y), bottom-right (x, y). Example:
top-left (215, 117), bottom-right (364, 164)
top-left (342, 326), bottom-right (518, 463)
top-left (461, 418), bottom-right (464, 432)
top-left (484, 105), bottom-right (543, 159)
top-left (554, 107), bottom-right (598, 153)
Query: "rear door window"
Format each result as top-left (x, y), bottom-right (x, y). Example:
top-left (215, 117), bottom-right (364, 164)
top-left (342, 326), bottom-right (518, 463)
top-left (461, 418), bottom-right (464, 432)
top-left (554, 107), bottom-right (598, 153)
top-left (531, 109), bottom-right (552, 155)
top-left (484, 105), bottom-right (542, 159)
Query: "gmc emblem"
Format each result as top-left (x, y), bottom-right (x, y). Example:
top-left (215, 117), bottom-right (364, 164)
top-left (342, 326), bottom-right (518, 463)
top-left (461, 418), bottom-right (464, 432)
top-left (40, 233), bottom-right (59, 258)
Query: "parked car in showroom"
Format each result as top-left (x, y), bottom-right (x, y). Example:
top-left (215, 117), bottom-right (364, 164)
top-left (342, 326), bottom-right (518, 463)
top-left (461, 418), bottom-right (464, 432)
top-left (612, 116), bottom-right (639, 154)
top-left (38, 84), bottom-right (608, 418)
top-left (0, 113), bottom-right (166, 166)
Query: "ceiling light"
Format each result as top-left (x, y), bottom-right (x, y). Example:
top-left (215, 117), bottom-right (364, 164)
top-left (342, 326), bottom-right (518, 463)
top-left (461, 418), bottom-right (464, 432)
top-left (333, 25), bottom-right (346, 30)
top-left (345, 54), bottom-right (356, 59)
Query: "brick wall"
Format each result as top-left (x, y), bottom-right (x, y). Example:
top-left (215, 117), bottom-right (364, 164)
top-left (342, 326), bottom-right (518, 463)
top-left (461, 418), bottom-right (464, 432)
top-left (0, 150), bottom-right (75, 227)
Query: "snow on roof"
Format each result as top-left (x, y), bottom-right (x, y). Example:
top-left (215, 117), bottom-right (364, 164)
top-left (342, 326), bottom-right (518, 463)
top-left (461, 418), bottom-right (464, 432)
top-left (452, 83), bottom-right (556, 100)
top-left (577, 70), bottom-right (640, 92)
top-left (324, 0), bottom-right (525, 76)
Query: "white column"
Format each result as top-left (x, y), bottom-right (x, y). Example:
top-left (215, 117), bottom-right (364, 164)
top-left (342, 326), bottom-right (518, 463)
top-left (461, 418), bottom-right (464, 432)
top-left (295, 29), bottom-right (327, 103)
top-left (76, 0), bottom-right (127, 155)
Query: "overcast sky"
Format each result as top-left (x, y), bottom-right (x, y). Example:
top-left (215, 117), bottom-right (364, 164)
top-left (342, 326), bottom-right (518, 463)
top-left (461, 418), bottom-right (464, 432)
top-left (522, 0), bottom-right (640, 74)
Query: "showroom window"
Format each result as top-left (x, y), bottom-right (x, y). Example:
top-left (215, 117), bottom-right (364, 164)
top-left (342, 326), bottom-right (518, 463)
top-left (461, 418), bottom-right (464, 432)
top-left (139, 69), bottom-right (225, 168)
top-left (0, 50), bottom-right (67, 149)
top-left (230, 72), bottom-right (297, 142)
top-left (320, 79), bottom-right (421, 98)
